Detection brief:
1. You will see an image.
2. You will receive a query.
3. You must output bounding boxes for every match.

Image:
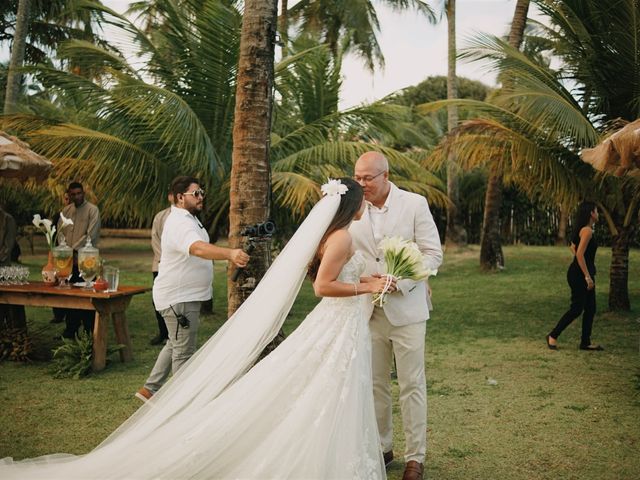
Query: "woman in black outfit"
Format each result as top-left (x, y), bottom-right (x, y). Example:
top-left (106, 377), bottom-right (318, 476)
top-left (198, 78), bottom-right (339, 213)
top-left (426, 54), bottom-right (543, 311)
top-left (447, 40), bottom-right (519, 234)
top-left (547, 201), bottom-right (603, 351)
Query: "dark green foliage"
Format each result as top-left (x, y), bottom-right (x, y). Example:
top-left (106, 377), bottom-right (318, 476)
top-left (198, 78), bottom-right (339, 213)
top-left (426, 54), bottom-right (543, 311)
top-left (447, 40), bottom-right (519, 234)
top-left (389, 75), bottom-right (491, 106)
top-left (51, 330), bottom-right (123, 379)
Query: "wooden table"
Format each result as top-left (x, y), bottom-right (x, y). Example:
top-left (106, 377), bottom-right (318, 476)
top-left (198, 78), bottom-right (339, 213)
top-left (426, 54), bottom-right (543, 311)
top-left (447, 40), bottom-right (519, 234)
top-left (0, 282), bottom-right (149, 371)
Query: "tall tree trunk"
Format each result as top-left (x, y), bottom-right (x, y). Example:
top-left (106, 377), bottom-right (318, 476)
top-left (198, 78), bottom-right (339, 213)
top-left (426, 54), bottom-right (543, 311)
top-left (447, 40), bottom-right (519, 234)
top-left (279, 0), bottom-right (288, 58)
top-left (4, 0), bottom-right (31, 115)
top-left (479, 163), bottom-right (504, 270)
top-left (609, 225), bottom-right (631, 311)
top-left (228, 0), bottom-right (278, 317)
top-left (479, 0), bottom-right (530, 269)
top-left (556, 204), bottom-right (568, 245)
top-left (445, 0), bottom-right (466, 247)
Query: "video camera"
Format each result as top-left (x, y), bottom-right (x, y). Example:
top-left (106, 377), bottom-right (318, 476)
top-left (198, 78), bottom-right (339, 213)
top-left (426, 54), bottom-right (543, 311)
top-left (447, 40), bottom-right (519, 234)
top-left (231, 221), bottom-right (276, 282)
top-left (239, 220), bottom-right (276, 238)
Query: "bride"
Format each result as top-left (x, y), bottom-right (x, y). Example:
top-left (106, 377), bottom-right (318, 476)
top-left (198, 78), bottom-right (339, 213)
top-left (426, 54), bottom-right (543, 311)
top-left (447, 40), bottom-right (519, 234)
top-left (0, 178), bottom-right (396, 479)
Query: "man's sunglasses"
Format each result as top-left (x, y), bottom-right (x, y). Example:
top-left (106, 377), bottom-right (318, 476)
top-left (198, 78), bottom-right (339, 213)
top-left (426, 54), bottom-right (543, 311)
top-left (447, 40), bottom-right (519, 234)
top-left (183, 189), bottom-right (206, 199)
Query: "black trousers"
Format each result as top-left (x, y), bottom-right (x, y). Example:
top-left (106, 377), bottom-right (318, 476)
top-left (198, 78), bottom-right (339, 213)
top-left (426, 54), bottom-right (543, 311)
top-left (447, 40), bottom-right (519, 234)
top-left (152, 272), bottom-right (169, 339)
top-left (550, 267), bottom-right (596, 347)
top-left (61, 264), bottom-right (94, 339)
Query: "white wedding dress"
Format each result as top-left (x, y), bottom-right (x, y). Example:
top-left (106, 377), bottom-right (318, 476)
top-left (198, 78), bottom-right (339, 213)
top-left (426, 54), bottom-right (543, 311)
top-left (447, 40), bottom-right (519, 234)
top-left (0, 195), bottom-right (385, 480)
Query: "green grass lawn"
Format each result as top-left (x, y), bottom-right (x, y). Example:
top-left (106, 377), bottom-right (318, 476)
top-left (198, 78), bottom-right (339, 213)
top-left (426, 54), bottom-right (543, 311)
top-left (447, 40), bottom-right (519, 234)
top-left (1, 239), bottom-right (639, 479)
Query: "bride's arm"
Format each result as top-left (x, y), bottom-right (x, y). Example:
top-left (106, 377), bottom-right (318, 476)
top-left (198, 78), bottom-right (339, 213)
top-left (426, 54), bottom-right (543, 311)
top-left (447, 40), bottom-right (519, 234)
top-left (313, 230), bottom-right (393, 298)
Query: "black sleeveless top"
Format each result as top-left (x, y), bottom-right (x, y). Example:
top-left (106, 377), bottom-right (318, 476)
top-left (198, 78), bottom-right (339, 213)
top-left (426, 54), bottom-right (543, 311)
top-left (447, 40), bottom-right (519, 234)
top-left (570, 228), bottom-right (597, 276)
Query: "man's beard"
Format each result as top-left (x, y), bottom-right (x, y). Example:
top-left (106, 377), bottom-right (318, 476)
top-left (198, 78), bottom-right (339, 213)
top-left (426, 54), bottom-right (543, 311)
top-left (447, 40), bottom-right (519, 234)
top-left (186, 205), bottom-right (202, 216)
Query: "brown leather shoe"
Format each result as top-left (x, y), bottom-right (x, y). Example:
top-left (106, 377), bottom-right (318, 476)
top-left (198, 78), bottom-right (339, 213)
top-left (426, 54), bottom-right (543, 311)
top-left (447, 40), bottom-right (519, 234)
top-left (134, 387), bottom-right (154, 403)
top-left (383, 450), bottom-right (394, 467)
top-left (402, 460), bottom-right (424, 480)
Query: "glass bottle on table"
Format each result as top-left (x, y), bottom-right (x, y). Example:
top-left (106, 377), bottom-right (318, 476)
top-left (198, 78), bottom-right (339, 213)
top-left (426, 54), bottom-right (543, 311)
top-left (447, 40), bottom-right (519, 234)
top-left (52, 235), bottom-right (73, 288)
top-left (78, 237), bottom-right (100, 289)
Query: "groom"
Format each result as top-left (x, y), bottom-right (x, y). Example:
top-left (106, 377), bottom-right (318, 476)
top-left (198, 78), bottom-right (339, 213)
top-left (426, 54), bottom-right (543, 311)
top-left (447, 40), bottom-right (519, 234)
top-left (350, 152), bottom-right (443, 480)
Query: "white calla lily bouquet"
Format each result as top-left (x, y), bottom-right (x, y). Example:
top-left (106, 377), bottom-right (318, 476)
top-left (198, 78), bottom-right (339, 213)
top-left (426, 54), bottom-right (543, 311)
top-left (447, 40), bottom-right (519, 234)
top-left (32, 213), bottom-right (73, 251)
top-left (373, 236), bottom-right (437, 306)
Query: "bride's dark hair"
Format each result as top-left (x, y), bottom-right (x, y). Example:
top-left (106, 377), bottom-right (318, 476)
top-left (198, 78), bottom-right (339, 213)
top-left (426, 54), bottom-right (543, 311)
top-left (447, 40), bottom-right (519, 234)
top-left (308, 177), bottom-right (364, 280)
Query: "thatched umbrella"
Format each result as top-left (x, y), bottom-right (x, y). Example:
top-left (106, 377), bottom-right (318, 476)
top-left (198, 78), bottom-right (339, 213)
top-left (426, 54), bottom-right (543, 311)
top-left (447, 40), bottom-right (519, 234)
top-left (581, 119), bottom-right (640, 176)
top-left (0, 131), bottom-right (52, 181)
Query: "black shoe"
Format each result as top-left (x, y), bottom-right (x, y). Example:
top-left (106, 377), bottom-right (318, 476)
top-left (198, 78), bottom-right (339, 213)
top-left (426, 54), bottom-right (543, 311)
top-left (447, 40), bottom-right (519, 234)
top-left (546, 335), bottom-right (558, 350)
top-left (580, 344), bottom-right (604, 351)
top-left (383, 450), bottom-right (394, 467)
top-left (149, 335), bottom-right (167, 346)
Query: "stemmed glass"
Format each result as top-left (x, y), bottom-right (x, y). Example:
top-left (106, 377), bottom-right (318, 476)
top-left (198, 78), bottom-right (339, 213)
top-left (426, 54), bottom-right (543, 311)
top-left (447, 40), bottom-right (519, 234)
top-left (5, 266), bottom-right (17, 284)
top-left (20, 266), bottom-right (29, 284)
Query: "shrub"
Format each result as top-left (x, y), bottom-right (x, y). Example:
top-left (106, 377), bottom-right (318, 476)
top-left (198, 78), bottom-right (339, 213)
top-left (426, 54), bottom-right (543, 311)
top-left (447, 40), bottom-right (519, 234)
top-left (51, 331), bottom-right (123, 379)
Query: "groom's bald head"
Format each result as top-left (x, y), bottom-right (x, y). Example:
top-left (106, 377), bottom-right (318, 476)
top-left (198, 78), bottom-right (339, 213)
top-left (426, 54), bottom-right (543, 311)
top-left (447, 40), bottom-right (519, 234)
top-left (356, 151), bottom-right (389, 172)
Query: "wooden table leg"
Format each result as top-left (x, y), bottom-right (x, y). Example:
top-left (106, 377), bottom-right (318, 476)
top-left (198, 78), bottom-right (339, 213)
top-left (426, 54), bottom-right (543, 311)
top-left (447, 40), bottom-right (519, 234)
top-left (92, 309), bottom-right (109, 371)
top-left (112, 311), bottom-right (133, 362)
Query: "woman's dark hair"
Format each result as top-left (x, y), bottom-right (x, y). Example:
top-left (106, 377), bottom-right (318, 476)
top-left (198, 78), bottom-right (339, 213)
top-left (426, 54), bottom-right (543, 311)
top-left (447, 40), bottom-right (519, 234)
top-left (308, 177), bottom-right (364, 280)
top-left (574, 201), bottom-right (597, 234)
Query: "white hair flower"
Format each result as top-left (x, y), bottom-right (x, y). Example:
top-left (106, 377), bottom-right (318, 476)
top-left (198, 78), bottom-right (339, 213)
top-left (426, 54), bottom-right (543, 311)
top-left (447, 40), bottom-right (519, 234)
top-left (321, 178), bottom-right (348, 197)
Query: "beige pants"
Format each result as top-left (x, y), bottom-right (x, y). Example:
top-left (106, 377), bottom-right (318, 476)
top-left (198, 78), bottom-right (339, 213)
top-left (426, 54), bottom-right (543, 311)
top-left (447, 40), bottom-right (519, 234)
top-left (370, 307), bottom-right (427, 463)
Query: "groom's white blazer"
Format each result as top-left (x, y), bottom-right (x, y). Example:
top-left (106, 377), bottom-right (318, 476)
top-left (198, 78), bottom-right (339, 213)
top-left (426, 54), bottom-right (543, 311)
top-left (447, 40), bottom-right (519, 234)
top-left (350, 183), bottom-right (443, 326)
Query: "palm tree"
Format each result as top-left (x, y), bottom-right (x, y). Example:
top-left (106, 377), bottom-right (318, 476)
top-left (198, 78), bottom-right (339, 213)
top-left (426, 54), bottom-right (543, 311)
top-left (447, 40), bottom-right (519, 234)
top-left (3, 0), bottom-right (31, 114)
top-left (278, 0), bottom-right (289, 58)
top-left (444, 0), bottom-right (467, 246)
top-left (422, 0), bottom-right (640, 310)
top-left (288, 0), bottom-right (436, 70)
top-left (2, 0), bottom-right (241, 225)
top-left (479, 0), bottom-right (530, 270)
top-left (270, 38), bottom-right (449, 219)
top-left (228, 0), bottom-right (278, 316)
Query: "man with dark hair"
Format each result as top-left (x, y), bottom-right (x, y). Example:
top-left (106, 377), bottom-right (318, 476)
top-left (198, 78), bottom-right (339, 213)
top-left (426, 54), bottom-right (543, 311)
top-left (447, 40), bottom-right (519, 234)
top-left (136, 176), bottom-right (249, 402)
top-left (57, 181), bottom-right (101, 338)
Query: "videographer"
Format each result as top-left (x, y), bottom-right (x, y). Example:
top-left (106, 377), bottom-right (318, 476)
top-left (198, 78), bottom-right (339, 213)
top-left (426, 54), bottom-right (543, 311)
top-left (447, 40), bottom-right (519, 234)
top-left (136, 176), bottom-right (249, 402)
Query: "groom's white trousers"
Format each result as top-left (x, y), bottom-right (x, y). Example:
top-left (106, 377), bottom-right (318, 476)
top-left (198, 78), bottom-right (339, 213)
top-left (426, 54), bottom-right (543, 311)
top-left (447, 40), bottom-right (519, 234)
top-left (370, 306), bottom-right (427, 464)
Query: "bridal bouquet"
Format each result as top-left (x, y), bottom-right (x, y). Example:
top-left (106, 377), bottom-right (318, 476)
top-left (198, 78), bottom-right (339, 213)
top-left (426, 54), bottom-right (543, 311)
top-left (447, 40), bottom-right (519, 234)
top-left (32, 213), bottom-right (73, 251)
top-left (372, 236), bottom-right (437, 307)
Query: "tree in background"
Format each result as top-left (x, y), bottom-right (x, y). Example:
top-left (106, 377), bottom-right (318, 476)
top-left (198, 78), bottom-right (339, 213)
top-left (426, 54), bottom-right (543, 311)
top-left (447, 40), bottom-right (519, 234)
top-left (228, 0), bottom-right (278, 315)
top-left (2, 0), bottom-right (241, 226)
top-left (444, 0), bottom-right (467, 247)
top-left (4, 0), bottom-right (31, 115)
top-left (478, 0), bottom-right (530, 271)
top-left (423, 0), bottom-right (640, 310)
top-left (287, 0), bottom-right (436, 70)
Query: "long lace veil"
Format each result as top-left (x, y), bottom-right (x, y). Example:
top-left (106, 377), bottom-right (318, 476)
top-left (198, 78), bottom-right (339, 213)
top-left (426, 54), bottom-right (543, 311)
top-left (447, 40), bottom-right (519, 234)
top-left (0, 193), bottom-right (341, 475)
top-left (102, 193), bottom-right (342, 444)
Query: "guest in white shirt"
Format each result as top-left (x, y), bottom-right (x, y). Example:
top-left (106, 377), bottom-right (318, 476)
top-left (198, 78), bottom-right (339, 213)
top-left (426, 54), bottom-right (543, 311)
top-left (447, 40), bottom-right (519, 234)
top-left (349, 152), bottom-right (443, 480)
top-left (136, 176), bottom-right (249, 402)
